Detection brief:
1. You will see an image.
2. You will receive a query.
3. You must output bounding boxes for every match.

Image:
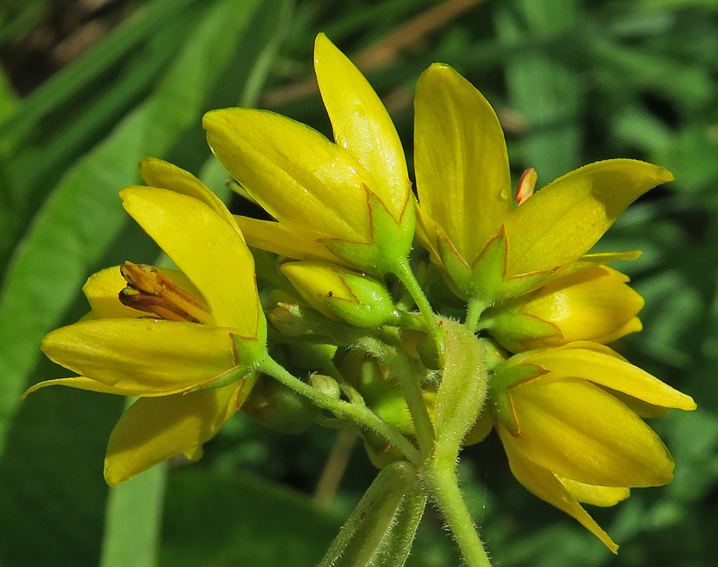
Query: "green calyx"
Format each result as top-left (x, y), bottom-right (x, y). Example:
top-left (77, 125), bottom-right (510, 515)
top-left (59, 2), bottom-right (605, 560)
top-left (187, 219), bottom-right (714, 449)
top-left (321, 189), bottom-right (416, 276)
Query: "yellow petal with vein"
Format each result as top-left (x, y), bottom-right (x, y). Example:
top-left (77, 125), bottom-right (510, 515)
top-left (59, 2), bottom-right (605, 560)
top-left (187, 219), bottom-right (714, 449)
top-left (314, 34), bottom-right (410, 221)
top-left (509, 378), bottom-right (675, 487)
top-left (522, 266), bottom-right (644, 345)
top-left (23, 376), bottom-right (133, 398)
top-left (415, 64), bottom-right (512, 264)
top-left (138, 157), bottom-right (241, 235)
top-left (204, 108), bottom-right (370, 242)
top-left (83, 267), bottom-right (146, 319)
top-left (499, 429), bottom-right (619, 553)
top-left (414, 201), bottom-right (445, 268)
top-left (557, 475), bottom-right (630, 507)
top-left (234, 215), bottom-right (348, 265)
top-left (104, 379), bottom-right (249, 485)
top-left (527, 345), bottom-right (696, 410)
top-left (503, 160), bottom-right (673, 277)
top-left (121, 187), bottom-right (259, 335)
top-left (42, 319), bottom-right (238, 396)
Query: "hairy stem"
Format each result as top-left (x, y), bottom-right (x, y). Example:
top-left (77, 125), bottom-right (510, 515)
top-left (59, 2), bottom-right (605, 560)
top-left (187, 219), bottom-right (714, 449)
top-left (259, 354), bottom-right (421, 463)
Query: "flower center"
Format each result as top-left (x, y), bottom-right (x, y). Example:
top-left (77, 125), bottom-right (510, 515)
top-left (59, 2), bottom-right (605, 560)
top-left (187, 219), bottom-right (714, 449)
top-left (118, 262), bottom-right (212, 324)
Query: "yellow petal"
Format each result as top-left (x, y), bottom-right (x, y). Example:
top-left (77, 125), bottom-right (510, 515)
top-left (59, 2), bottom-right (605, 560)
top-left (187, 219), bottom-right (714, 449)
top-left (463, 410), bottom-right (494, 446)
top-left (499, 430), bottom-right (619, 553)
top-left (104, 379), bottom-right (250, 485)
top-left (555, 251), bottom-right (642, 279)
top-left (314, 34), bottom-right (410, 222)
top-left (138, 157), bottom-right (242, 235)
top-left (41, 319), bottom-right (238, 396)
top-left (508, 377), bottom-right (675, 487)
top-left (83, 267), bottom-right (147, 319)
top-left (526, 345), bottom-right (696, 410)
top-left (415, 64), bottom-right (512, 264)
top-left (121, 187), bottom-right (260, 336)
top-left (413, 200), bottom-right (444, 268)
top-left (203, 108), bottom-right (370, 242)
top-left (23, 376), bottom-right (134, 397)
top-left (83, 265), bottom-right (204, 319)
top-left (503, 160), bottom-right (673, 277)
top-left (234, 215), bottom-right (348, 265)
top-left (557, 475), bottom-right (630, 507)
top-left (505, 266), bottom-right (644, 349)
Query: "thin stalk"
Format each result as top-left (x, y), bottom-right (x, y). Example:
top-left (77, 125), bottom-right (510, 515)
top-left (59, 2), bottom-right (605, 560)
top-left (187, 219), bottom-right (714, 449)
top-left (369, 331), bottom-right (435, 457)
top-left (258, 354), bottom-right (421, 463)
top-left (392, 257), bottom-right (445, 362)
top-left (465, 297), bottom-right (489, 333)
top-left (423, 461), bottom-right (492, 567)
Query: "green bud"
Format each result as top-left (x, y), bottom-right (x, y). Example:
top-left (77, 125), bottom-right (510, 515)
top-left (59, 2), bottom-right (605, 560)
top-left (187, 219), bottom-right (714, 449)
top-left (308, 373), bottom-right (341, 400)
top-left (243, 375), bottom-right (317, 434)
top-left (280, 260), bottom-right (395, 328)
top-left (361, 429), bottom-right (406, 468)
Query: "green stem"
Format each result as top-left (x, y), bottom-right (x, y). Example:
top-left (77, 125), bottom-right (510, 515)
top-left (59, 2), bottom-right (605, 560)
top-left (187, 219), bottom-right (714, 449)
top-left (258, 354), bottom-right (421, 463)
top-left (392, 257), bottom-right (445, 362)
top-left (423, 461), bottom-right (492, 567)
top-left (369, 332), bottom-right (435, 457)
top-left (465, 298), bottom-right (490, 333)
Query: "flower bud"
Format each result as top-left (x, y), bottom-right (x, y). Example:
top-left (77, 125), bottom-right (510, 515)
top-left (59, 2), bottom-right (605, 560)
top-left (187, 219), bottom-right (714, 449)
top-left (308, 373), bottom-right (341, 400)
top-left (280, 261), bottom-right (395, 328)
top-left (242, 376), bottom-right (317, 434)
top-left (480, 266), bottom-right (644, 352)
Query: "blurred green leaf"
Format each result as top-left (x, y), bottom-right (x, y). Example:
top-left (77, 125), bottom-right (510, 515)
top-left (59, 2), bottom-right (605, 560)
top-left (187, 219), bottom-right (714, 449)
top-left (0, 0), bottom-right (261, 462)
top-left (495, 0), bottom-right (582, 182)
top-left (160, 470), bottom-right (340, 567)
top-left (100, 462), bottom-right (167, 567)
top-left (0, 0), bottom-right (196, 147)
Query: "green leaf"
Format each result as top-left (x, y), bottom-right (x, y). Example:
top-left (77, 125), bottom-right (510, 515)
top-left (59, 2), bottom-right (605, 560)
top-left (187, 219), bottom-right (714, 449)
top-left (0, 0), bottom-right (262, 457)
top-left (160, 469), bottom-right (340, 567)
top-left (433, 318), bottom-right (487, 460)
top-left (100, 462), bottom-right (167, 567)
top-left (494, 0), bottom-right (583, 182)
top-left (0, 0), bottom-right (197, 146)
top-left (319, 461), bottom-right (426, 567)
top-left (0, 384), bottom-right (122, 567)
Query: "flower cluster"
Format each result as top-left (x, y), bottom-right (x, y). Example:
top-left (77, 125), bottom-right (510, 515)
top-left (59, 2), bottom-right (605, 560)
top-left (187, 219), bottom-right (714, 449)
top-left (29, 33), bottom-right (695, 555)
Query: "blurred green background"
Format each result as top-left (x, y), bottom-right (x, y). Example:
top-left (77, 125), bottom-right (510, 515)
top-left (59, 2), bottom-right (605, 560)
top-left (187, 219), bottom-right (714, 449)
top-left (1, 0), bottom-right (717, 565)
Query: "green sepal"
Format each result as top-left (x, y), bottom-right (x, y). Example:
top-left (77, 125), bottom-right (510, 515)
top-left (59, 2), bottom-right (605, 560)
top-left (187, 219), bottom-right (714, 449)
top-left (436, 232), bottom-right (473, 300)
top-left (326, 270), bottom-right (396, 328)
top-left (433, 318), bottom-right (488, 459)
top-left (488, 359), bottom-right (545, 436)
top-left (477, 337), bottom-right (509, 372)
top-left (480, 293), bottom-right (560, 352)
top-left (320, 189), bottom-right (415, 276)
top-left (186, 363), bottom-right (259, 394)
top-left (318, 461), bottom-right (426, 567)
top-left (462, 231), bottom-right (555, 305)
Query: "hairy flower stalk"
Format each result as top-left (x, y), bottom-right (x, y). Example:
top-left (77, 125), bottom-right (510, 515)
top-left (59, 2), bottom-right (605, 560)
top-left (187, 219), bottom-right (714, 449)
top-left (28, 34), bottom-right (695, 567)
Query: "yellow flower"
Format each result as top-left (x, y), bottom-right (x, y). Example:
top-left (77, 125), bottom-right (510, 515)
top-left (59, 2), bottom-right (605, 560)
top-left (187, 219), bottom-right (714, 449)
top-left (479, 266), bottom-right (644, 352)
top-left (27, 158), bottom-right (266, 485)
top-left (413, 63), bottom-right (673, 304)
top-left (489, 342), bottom-right (696, 551)
top-left (203, 33), bottom-right (415, 275)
